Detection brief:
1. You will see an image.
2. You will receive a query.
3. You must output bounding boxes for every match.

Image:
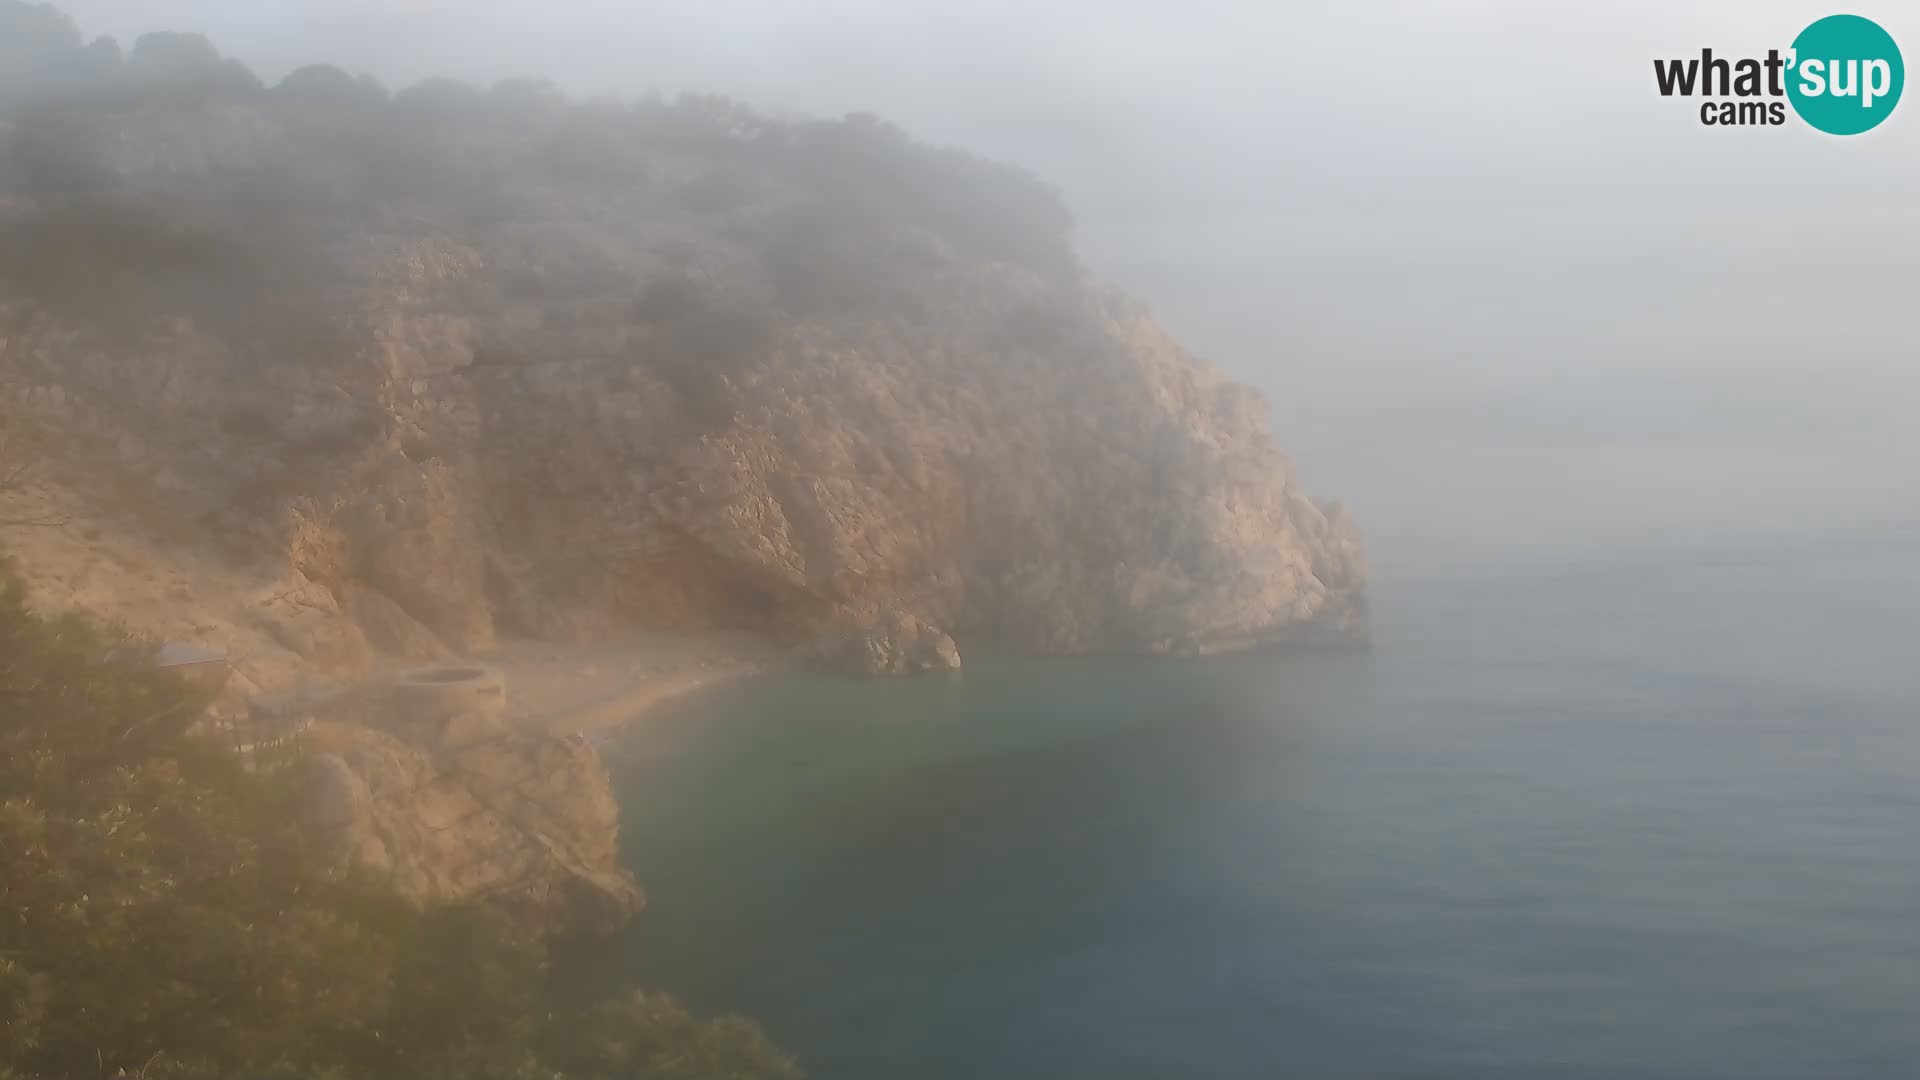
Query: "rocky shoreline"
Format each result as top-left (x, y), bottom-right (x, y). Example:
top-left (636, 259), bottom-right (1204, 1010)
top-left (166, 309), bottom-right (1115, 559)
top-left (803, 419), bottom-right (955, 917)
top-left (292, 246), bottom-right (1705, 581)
top-left (286, 633), bottom-right (781, 937)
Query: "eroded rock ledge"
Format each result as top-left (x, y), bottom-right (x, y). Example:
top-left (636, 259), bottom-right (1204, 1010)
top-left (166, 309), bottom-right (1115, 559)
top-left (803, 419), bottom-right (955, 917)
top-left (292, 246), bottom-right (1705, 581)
top-left (297, 666), bottom-right (644, 935)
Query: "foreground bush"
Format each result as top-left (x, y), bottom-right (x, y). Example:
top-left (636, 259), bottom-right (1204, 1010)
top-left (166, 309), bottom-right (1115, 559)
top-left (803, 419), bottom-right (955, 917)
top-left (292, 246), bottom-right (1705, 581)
top-left (0, 562), bottom-right (798, 1080)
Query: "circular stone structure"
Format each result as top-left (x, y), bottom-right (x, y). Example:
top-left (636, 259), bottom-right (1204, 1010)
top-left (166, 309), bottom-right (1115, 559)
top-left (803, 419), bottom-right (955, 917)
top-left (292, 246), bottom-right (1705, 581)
top-left (389, 664), bottom-right (507, 724)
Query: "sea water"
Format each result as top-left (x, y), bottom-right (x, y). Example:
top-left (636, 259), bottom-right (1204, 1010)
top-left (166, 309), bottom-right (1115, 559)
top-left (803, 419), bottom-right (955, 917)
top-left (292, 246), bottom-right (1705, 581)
top-left (604, 533), bottom-right (1920, 1078)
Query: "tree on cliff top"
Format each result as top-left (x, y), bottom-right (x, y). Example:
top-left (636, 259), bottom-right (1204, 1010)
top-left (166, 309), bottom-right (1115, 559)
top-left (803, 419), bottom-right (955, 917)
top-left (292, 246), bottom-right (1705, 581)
top-left (0, 560), bottom-right (799, 1080)
top-left (0, 2), bottom-right (81, 72)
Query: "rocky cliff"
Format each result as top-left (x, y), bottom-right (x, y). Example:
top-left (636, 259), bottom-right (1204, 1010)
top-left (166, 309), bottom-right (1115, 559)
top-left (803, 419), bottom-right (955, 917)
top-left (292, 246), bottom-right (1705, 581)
top-left (0, 10), bottom-right (1366, 687)
top-left (300, 676), bottom-right (646, 936)
top-left (304, 727), bottom-right (646, 932)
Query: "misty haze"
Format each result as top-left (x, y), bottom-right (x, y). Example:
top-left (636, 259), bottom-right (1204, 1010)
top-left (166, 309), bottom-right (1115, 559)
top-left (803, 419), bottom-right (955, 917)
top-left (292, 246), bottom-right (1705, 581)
top-left (2, 1), bottom-right (1917, 1078)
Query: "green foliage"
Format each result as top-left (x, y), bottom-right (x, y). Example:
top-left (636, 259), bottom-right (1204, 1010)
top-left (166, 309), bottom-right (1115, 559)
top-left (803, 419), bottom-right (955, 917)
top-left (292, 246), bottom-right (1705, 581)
top-left (2, 103), bottom-right (120, 197)
top-left (541, 993), bottom-right (801, 1080)
top-left (677, 168), bottom-right (756, 215)
top-left (0, 562), bottom-right (799, 1080)
top-left (0, 2), bottom-right (83, 99)
top-left (777, 115), bottom-right (1075, 273)
top-left (274, 65), bottom-right (387, 109)
top-left (391, 76), bottom-right (485, 118)
top-left (0, 200), bottom-right (241, 335)
top-left (632, 275), bottom-right (776, 427)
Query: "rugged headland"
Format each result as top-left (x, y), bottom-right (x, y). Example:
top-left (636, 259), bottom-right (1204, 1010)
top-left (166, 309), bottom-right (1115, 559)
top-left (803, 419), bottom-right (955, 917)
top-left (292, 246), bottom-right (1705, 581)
top-left (0, 6), bottom-right (1365, 926)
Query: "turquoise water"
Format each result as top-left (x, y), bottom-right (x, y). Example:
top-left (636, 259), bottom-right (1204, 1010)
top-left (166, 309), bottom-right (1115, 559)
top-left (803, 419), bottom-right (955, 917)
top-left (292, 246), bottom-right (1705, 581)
top-left (604, 535), bottom-right (1920, 1078)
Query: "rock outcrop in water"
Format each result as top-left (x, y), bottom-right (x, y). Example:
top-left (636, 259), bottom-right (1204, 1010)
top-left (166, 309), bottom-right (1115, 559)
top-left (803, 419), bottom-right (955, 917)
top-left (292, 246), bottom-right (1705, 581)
top-left (816, 607), bottom-right (965, 676)
top-left (0, 11), bottom-right (1367, 694)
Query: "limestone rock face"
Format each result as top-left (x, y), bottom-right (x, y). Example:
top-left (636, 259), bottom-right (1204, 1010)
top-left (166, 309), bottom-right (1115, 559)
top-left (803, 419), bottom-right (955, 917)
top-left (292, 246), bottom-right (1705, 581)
top-left (301, 723), bottom-right (644, 937)
top-left (336, 581), bottom-right (457, 662)
top-left (0, 62), bottom-right (1368, 687)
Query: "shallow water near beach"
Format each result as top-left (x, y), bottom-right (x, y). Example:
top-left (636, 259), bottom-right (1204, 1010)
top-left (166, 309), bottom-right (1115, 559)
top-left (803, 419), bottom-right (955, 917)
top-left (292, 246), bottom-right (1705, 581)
top-left (605, 534), bottom-right (1920, 1079)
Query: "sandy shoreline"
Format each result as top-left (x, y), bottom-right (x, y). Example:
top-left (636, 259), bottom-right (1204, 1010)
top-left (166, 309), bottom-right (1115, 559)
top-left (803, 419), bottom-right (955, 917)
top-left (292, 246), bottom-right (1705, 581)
top-left (480, 630), bottom-right (793, 736)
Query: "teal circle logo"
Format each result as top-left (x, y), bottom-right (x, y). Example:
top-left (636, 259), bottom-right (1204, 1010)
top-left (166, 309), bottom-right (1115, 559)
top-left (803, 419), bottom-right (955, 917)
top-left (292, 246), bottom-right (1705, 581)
top-left (1787, 14), bottom-right (1904, 134)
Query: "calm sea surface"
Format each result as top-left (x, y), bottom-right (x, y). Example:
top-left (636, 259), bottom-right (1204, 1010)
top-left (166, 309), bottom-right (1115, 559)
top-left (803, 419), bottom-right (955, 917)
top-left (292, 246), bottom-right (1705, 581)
top-left (604, 535), bottom-right (1920, 1078)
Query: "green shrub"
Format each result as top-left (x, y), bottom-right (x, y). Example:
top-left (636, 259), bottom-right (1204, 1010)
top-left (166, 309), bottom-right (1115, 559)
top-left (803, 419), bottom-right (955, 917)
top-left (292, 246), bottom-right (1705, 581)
top-left (632, 275), bottom-right (775, 427)
top-left (0, 560), bottom-right (798, 1080)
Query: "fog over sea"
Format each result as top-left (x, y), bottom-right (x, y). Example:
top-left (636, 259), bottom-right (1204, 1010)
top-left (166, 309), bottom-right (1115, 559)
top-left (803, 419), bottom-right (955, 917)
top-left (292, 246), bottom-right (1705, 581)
top-left (592, 91), bottom-right (1920, 1075)
top-left (606, 531), bottom-right (1920, 1078)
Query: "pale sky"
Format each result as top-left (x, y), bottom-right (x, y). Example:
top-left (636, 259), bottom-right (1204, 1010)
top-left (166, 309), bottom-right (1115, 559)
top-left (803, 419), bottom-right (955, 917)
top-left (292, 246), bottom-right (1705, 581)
top-left (43, 0), bottom-right (1920, 569)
